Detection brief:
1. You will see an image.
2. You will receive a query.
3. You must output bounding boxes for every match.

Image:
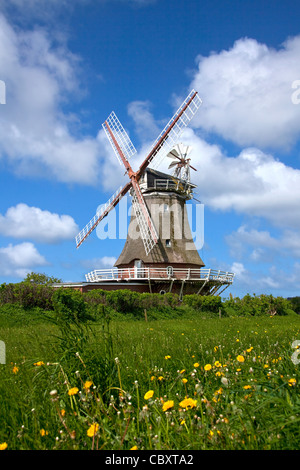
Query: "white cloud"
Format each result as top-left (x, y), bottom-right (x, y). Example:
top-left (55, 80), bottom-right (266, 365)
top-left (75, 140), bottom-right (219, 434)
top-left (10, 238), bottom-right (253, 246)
top-left (0, 14), bottom-right (102, 185)
top-left (190, 36), bottom-right (300, 149)
top-left (80, 256), bottom-right (117, 271)
top-left (0, 242), bottom-right (48, 278)
top-left (0, 203), bottom-right (79, 243)
top-left (227, 225), bottom-right (300, 262)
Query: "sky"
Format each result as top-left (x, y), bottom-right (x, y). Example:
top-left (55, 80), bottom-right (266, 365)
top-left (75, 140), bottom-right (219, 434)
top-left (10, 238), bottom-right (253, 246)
top-left (0, 0), bottom-right (300, 298)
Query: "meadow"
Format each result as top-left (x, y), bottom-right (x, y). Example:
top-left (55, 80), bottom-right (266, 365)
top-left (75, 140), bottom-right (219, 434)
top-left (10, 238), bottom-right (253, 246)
top-left (0, 293), bottom-right (299, 451)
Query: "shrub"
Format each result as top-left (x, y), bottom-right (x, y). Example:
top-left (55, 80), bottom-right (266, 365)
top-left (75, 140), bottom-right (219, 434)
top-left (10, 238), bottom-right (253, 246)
top-left (182, 294), bottom-right (224, 315)
top-left (52, 288), bottom-right (89, 323)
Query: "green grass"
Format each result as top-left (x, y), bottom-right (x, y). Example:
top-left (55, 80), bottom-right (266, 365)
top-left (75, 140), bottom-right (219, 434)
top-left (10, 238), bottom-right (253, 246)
top-left (0, 310), bottom-right (299, 450)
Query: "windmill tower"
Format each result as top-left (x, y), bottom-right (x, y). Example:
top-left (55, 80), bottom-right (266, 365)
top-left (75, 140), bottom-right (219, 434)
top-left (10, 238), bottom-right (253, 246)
top-left (74, 90), bottom-right (234, 296)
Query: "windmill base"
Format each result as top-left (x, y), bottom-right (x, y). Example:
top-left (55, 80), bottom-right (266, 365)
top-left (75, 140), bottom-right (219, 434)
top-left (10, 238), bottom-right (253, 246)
top-left (53, 267), bottom-right (234, 299)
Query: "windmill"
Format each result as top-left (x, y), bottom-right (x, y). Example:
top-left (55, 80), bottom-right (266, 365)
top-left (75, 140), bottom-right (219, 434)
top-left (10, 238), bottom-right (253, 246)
top-left (75, 90), bottom-right (202, 256)
top-left (74, 89), bottom-right (235, 297)
top-left (167, 143), bottom-right (197, 184)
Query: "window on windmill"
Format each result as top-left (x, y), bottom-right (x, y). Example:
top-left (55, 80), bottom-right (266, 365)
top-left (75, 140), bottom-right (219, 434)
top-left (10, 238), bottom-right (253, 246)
top-left (166, 239), bottom-right (171, 247)
top-left (163, 203), bottom-right (169, 213)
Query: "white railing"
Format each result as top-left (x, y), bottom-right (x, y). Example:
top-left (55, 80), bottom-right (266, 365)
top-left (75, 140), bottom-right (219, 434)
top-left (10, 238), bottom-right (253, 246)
top-left (85, 267), bottom-right (234, 284)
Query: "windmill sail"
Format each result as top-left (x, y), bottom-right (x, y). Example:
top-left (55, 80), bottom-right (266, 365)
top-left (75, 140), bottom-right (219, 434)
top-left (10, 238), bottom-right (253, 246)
top-left (75, 183), bottom-right (131, 248)
top-left (102, 111), bottom-right (137, 165)
top-left (138, 90), bottom-right (202, 174)
top-left (76, 90), bottom-right (201, 252)
top-left (131, 180), bottom-right (158, 256)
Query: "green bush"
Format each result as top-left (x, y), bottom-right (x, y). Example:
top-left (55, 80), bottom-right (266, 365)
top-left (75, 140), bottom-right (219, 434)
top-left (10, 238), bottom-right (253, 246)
top-left (0, 282), bottom-right (53, 310)
top-left (52, 288), bottom-right (89, 323)
top-left (223, 294), bottom-right (296, 317)
top-left (182, 294), bottom-right (224, 315)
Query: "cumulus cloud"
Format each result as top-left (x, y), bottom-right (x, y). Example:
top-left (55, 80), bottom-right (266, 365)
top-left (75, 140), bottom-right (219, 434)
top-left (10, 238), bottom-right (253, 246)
top-left (0, 203), bottom-right (79, 243)
top-left (80, 256), bottom-right (117, 271)
top-left (226, 225), bottom-right (300, 262)
top-left (0, 242), bottom-right (48, 278)
top-left (153, 128), bottom-right (300, 230)
top-left (190, 36), bottom-right (300, 149)
top-left (0, 14), bottom-right (103, 185)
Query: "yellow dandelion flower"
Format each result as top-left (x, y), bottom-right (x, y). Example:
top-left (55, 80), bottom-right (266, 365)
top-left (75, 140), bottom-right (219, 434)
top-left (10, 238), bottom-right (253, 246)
top-left (84, 381), bottom-right (93, 390)
top-left (165, 355), bottom-right (171, 360)
top-left (144, 390), bottom-right (154, 400)
top-left (61, 409), bottom-right (66, 417)
top-left (180, 369), bottom-right (186, 374)
top-left (130, 445), bottom-right (138, 450)
top-left (162, 400), bottom-right (174, 411)
top-left (179, 397), bottom-right (197, 409)
top-left (40, 429), bottom-right (49, 437)
top-left (34, 361), bottom-right (44, 366)
top-left (194, 362), bottom-right (200, 368)
top-left (288, 378), bottom-right (296, 387)
top-left (243, 385), bottom-right (252, 390)
top-left (182, 378), bottom-right (188, 384)
top-left (204, 364), bottom-right (212, 371)
top-left (236, 355), bottom-right (245, 363)
top-left (158, 376), bottom-right (164, 381)
top-left (214, 361), bottom-right (221, 368)
top-left (150, 375), bottom-right (155, 381)
top-left (12, 366), bottom-right (19, 374)
top-left (68, 387), bottom-right (79, 396)
top-left (0, 443), bottom-right (8, 450)
top-left (87, 423), bottom-right (99, 437)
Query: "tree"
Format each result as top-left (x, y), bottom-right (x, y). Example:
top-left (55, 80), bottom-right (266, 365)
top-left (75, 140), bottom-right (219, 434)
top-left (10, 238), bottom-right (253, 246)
top-left (23, 272), bottom-right (62, 285)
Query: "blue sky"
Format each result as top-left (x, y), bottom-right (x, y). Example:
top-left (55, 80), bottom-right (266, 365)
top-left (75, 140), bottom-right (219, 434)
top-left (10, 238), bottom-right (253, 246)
top-left (0, 0), bottom-right (300, 298)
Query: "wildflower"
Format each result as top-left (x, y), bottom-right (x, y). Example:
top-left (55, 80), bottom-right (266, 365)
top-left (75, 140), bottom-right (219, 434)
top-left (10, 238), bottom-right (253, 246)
top-left (288, 378), bottom-right (296, 387)
top-left (84, 381), bottom-right (93, 390)
top-left (61, 409), bottom-right (66, 417)
top-left (165, 355), bottom-right (171, 360)
top-left (179, 397), bottom-right (197, 409)
top-left (40, 429), bottom-right (49, 437)
top-left (204, 364), bottom-right (212, 371)
top-left (182, 378), bottom-right (188, 384)
top-left (214, 361), bottom-right (221, 368)
top-left (236, 355), bottom-right (245, 363)
top-left (214, 346), bottom-right (218, 352)
top-left (162, 400), bottom-right (174, 411)
top-left (68, 387), bottom-right (79, 396)
top-left (221, 377), bottom-right (229, 387)
top-left (180, 369), bottom-right (185, 374)
top-left (34, 361), bottom-right (44, 366)
top-left (194, 362), bottom-right (200, 368)
top-left (158, 376), bottom-right (163, 381)
top-left (247, 347), bottom-right (253, 352)
top-left (150, 376), bottom-right (155, 381)
top-left (12, 366), bottom-right (19, 374)
top-left (144, 390), bottom-right (154, 400)
top-left (0, 443), bottom-right (8, 450)
top-left (243, 385), bottom-right (252, 390)
top-left (130, 445), bottom-right (138, 450)
top-left (87, 423), bottom-right (99, 437)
